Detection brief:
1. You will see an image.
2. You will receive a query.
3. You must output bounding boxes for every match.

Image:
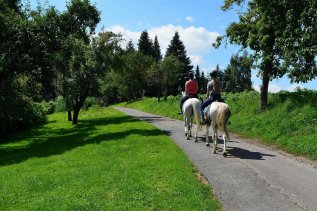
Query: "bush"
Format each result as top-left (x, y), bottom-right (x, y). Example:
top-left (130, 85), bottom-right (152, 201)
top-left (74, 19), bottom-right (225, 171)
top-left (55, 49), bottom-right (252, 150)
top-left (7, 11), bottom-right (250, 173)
top-left (40, 101), bottom-right (55, 114)
top-left (54, 96), bottom-right (67, 112)
top-left (83, 97), bottom-right (98, 110)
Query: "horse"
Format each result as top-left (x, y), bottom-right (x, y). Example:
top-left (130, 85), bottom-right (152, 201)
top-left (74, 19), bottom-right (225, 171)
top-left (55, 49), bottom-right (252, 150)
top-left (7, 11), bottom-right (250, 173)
top-left (181, 92), bottom-right (202, 142)
top-left (204, 101), bottom-right (231, 157)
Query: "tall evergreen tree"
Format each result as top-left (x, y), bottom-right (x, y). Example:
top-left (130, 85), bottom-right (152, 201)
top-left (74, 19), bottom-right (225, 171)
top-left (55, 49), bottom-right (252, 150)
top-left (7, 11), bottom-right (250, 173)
top-left (138, 30), bottom-right (154, 58)
top-left (194, 65), bottom-right (201, 90)
top-left (200, 71), bottom-right (206, 93)
top-left (153, 35), bottom-right (162, 63)
top-left (165, 31), bottom-right (193, 93)
top-left (125, 39), bottom-right (135, 53)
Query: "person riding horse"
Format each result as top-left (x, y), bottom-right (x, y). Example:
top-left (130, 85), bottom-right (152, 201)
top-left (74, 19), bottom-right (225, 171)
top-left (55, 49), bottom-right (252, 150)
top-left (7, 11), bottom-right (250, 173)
top-left (178, 72), bottom-right (199, 115)
top-left (200, 70), bottom-right (222, 123)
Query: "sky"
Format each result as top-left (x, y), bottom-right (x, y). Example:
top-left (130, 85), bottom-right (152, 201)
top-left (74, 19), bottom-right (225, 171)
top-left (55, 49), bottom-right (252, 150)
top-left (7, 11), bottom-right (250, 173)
top-left (29, 0), bottom-right (317, 92)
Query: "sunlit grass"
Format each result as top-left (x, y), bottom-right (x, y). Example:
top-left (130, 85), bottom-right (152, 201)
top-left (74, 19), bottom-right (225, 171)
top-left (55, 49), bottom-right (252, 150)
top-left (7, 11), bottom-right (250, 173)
top-left (0, 107), bottom-right (221, 210)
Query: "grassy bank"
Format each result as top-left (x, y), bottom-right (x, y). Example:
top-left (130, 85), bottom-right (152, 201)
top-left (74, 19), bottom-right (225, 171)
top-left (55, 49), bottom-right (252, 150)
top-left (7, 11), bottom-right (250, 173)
top-left (118, 90), bottom-right (317, 160)
top-left (0, 107), bottom-right (221, 210)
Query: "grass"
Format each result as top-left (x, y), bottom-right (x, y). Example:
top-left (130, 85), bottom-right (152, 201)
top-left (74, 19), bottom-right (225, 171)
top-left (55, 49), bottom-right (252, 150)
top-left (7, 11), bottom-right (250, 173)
top-left (0, 107), bottom-right (221, 210)
top-left (118, 90), bottom-right (317, 160)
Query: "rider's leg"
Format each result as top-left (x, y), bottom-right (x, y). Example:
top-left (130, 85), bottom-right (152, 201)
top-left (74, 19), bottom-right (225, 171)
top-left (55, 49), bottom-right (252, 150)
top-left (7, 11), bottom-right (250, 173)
top-left (200, 98), bottom-right (212, 123)
top-left (179, 95), bottom-right (189, 114)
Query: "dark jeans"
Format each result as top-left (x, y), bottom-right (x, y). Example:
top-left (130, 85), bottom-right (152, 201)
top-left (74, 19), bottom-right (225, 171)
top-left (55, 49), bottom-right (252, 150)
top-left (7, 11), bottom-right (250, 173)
top-left (180, 94), bottom-right (198, 111)
top-left (200, 94), bottom-right (220, 116)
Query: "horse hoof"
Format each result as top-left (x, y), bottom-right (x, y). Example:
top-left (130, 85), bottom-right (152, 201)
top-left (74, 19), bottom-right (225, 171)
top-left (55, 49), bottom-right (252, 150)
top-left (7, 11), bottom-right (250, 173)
top-left (212, 150), bottom-right (216, 154)
top-left (185, 133), bottom-right (188, 137)
top-left (223, 152), bottom-right (228, 157)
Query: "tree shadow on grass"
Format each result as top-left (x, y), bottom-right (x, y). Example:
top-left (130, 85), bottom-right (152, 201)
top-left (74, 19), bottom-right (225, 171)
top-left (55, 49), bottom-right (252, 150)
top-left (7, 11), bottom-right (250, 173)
top-left (0, 115), bottom-right (163, 167)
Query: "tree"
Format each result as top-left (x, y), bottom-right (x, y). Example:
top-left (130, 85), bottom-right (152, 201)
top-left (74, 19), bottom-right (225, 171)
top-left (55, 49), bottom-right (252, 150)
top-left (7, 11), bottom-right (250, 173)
top-left (153, 35), bottom-right (162, 63)
top-left (217, 0), bottom-right (317, 111)
top-left (125, 39), bottom-right (135, 53)
top-left (160, 55), bottom-right (181, 100)
top-left (57, 0), bottom-right (100, 122)
top-left (137, 30), bottom-right (154, 58)
top-left (223, 53), bottom-right (252, 93)
top-left (115, 51), bottom-right (154, 102)
top-left (200, 71), bottom-right (207, 93)
top-left (194, 65), bottom-right (201, 90)
top-left (165, 31), bottom-right (193, 94)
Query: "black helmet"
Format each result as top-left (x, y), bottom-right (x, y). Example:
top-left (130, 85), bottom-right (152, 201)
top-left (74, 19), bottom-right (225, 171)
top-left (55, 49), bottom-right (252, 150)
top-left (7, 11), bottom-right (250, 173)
top-left (188, 72), bottom-right (194, 79)
top-left (210, 70), bottom-right (217, 78)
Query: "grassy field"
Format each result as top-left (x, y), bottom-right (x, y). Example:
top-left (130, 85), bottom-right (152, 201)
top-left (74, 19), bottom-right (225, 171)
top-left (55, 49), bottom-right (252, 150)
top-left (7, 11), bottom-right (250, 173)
top-left (0, 107), bottom-right (221, 210)
top-left (118, 90), bottom-right (317, 160)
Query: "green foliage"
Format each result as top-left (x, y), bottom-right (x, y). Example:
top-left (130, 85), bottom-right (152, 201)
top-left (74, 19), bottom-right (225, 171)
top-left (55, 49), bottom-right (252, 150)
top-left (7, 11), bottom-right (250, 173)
top-left (54, 96), bottom-right (67, 112)
top-left (0, 108), bottom-right (221, 210)
top-left (165, 32), bottom-right (193, 93)
top-left (83, 97), bottom-right (98, 110)
top-left (218, 0), bottom-right (317, 110)
top-left (137, 30), bottom-right (155, 58)
top-left (223, 52), bottom-right (253, 93)
top-left (119, 90), bottom-right (317, 160)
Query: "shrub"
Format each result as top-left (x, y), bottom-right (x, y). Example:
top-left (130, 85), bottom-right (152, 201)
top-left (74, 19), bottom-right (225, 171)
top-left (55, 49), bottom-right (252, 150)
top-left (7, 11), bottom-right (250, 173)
top-left (54, 96), bottom-right (67, 112)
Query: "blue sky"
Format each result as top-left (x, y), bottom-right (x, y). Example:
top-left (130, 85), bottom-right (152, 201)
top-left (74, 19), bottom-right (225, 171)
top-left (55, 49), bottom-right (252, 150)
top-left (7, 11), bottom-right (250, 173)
top-left (29, 0), bottom-right (317, 92)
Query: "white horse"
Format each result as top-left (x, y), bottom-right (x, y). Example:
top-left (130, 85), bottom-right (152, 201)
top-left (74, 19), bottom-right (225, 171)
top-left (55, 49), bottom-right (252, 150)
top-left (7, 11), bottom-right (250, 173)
top-left (204, 102), bottom-right (231, 157)
top-left (181, 92), bottom-right (202, 142)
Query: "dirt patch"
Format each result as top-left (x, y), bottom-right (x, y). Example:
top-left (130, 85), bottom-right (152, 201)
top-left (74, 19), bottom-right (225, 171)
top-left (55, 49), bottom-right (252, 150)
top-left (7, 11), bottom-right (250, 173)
top-left (195, 170), bottom-right (209, 185)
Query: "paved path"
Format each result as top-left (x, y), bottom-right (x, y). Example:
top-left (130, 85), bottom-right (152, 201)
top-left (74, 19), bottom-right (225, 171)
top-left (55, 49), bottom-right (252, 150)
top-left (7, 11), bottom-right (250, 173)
top-left (115, 107), bottom-right (317, 211)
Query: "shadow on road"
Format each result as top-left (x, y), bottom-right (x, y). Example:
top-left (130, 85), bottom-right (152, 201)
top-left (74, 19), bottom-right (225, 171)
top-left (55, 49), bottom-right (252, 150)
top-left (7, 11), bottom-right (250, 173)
top-left (227, 147), bottom-right (275, 160)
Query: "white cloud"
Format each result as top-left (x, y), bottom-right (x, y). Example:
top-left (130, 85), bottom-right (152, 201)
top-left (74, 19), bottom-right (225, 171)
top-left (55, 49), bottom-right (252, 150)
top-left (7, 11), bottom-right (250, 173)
top-left (287, 85), bottom-right (304, 92)
top-left (253, 84), bottom-right (282, 93)
top-left (190, 55), bottom-right (204, 67)
top-left (253, 83), bottom-right (306, 93)
top-left (105, 24), bottom-right (220, 68)
top-left (185, 16), bottom-right (193, 23)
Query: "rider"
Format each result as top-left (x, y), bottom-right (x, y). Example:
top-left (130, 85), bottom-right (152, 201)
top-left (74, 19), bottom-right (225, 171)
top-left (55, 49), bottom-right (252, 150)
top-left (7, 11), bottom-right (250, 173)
top-left (200, 70), bottom-right (222, 123)
top-left (178, 72), bottom-right (199, 114)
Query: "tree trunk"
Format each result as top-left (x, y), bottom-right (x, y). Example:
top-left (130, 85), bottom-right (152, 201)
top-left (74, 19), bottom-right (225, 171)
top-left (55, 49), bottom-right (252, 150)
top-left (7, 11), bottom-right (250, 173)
top-left (157, 84), bottom-right (161, 102)
top-left (0, 121), bottom-right (7, 139)
top-left (72, 107), bottom-right (80, 125)
top-left (68, 111), bottom-right (72, 121)
top-left (260, 60), bottom-right (272, 111)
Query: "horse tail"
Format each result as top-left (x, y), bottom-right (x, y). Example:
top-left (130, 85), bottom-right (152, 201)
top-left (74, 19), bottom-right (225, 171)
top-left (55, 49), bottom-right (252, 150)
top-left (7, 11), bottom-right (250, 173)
top-left (216, 105), bottom-right (231, 139)
top-left (192, 99), bottom-right (202, 131)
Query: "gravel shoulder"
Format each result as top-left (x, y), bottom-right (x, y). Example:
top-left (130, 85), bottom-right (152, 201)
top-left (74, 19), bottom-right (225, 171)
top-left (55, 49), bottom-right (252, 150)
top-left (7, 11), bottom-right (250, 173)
top-left (114, 107), bottom-right (317, 211)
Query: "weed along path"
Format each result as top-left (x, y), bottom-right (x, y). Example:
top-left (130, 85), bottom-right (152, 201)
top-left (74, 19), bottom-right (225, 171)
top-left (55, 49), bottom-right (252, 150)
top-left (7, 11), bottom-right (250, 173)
top-left (114, 107), bottom-right (317, 211)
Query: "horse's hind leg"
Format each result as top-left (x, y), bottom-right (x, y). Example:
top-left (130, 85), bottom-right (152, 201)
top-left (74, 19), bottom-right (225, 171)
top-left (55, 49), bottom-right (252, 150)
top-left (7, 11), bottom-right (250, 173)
top-left (212, 126), bottom-right (217, 154)
top-left (194, 125), bottom-right (199, 142)
top-left (205, 126), bottom-right (210, 146)
top-left (222, 134), bottom-right (228, 157)
top-left (222, 130), bottom-right (229, 157)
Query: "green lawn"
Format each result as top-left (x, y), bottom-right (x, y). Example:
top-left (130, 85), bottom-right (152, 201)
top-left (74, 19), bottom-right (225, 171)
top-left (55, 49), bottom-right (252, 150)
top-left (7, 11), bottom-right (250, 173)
top-left (0, 107), bottom-right (221, 210)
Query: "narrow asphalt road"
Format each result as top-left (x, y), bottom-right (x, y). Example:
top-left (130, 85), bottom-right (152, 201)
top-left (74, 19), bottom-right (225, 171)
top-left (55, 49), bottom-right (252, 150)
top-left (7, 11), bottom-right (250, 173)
top-left (114, 107), bottom-right (317, 211)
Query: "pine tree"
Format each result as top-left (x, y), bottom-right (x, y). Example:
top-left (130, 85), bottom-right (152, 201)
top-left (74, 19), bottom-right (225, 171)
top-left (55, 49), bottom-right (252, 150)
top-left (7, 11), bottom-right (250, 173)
top-left (165, 32), bottom-right (193, 93)
top-left (194, 65), bottom-right (201, 89)
top-left (153, 35), bottom-right (162, 63)
top-left (201, 71), bottom-right (206, 93)
top-left (138, 30), bottom-right (154, 58)
top-left (125, 39), bottom-right (135, 53)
